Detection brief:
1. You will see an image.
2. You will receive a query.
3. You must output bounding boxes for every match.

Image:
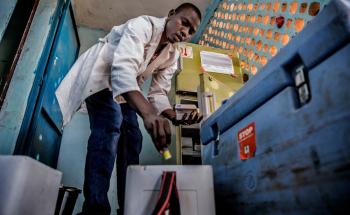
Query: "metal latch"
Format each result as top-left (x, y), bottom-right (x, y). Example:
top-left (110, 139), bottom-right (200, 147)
top-left (201, 92), bottom-right (216, 120)
top-left (293, 65), bottom-right (311, 105)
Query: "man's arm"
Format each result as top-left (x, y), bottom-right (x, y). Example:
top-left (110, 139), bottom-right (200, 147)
top-left (122, 91), bottom-right (171, 151)
top-left (147, 61), bottom-right (203, 126)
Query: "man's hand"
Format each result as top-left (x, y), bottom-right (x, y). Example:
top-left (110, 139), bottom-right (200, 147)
top-left (121, 91), bottom-right (172, 151)
top-left (143, 114), bottom-right (171, 151)
top-left (162, 109), bottom-right (203, 126)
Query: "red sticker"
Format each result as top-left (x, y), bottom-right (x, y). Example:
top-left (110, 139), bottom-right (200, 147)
top-left (237, 122), bottom-right (256, 160)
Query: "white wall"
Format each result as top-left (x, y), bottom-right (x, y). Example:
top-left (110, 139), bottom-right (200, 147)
top-left (72, 0), bottom-right (210, 31)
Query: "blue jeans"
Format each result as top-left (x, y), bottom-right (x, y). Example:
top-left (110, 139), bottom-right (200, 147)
top-left (81, 89), bottom-right (142, 215)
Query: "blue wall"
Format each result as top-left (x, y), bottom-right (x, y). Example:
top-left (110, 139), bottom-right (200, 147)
top-left (0, 0), bottom-right (17, 41)
top-left (0, 0), bottom-right (61, 154)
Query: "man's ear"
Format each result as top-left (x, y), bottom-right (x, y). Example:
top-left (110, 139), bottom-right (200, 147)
top-left (168, 9), bottom-right (176, 17)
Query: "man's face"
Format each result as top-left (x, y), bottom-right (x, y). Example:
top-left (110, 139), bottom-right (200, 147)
top-left (165, 8), bottom-right (201, 43)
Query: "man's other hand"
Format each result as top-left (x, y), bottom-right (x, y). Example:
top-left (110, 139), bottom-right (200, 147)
top-left (174, 109), bottom-right (203, 126)
top-left (162, 109), bottom-right (203, 126)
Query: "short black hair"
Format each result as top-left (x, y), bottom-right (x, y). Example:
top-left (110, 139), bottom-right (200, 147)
top-left (175, 3), bottom-right (202, 21)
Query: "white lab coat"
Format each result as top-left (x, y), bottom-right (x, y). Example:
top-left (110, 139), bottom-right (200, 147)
top-left (55, 16), bottom-right (179, 126)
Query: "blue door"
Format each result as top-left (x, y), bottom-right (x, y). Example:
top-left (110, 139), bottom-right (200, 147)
top-left (18, 2), bottom-right (80, 168)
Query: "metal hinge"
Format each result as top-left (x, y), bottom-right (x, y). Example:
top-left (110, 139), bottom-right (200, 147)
top-left (39, 78), bottom-right (44, 87)
top-left (293, 65), bottom-right (311, 105)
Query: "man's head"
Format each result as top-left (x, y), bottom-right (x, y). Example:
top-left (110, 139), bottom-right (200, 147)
top-left (165, 3), bottom-right (201, 43)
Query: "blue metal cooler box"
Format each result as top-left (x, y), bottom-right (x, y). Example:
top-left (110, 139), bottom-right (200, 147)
top-left (200, 0), bottom-right (350, 214)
